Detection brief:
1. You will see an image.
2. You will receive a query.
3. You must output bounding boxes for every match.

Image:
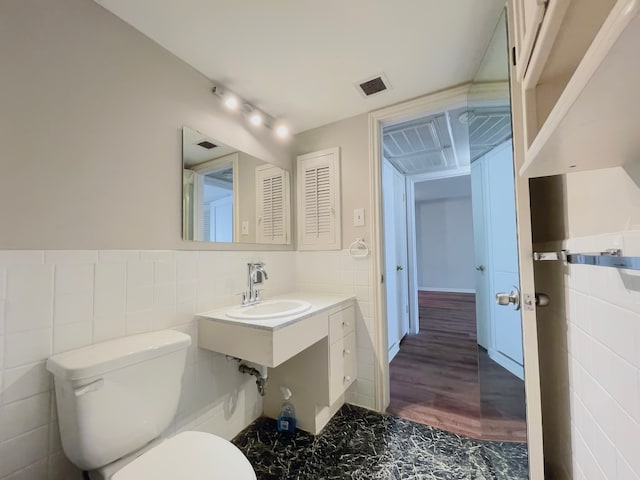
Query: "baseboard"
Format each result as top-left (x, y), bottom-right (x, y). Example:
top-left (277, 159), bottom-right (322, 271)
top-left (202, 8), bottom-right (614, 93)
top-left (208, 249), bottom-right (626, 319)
top-left (418, 287), bottom-right (476, 294)
top-left (488, 348), bottom-right (524, 380)
top-left (388, 342), bottom-right (400, 363)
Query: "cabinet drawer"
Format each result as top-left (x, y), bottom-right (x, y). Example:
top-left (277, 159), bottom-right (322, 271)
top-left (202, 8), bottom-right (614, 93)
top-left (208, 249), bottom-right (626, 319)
top-left (329, 304), bottom-right (355, 341)
top-left (328, 331), bottom-right (357, 403)
top-left (343, 331), bottom-right (357, 388)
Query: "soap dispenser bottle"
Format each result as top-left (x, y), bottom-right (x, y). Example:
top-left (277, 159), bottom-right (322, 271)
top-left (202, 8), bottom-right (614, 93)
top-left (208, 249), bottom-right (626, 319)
top-left (277, 387), bottom-right (297, 433)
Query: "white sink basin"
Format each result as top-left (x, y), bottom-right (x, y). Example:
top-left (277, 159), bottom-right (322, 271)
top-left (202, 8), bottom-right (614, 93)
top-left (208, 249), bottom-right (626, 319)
top-left (227, 299), bottom-right (312, 320)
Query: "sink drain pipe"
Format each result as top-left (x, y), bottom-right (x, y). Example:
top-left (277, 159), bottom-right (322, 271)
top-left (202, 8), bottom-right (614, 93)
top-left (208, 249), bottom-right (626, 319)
top-left (238, 362), bottom-right (268, 396)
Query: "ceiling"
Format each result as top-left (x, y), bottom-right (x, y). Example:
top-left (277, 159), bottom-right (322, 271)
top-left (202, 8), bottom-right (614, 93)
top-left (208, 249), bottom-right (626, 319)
top-left (383, 106), bottom-right (469, 176)
top-left (183, 127), bottom-right (238, 167)
top-left (383, 105), bottom-right (511, 176)
top-left (94, 0), bottom-right (506, 133)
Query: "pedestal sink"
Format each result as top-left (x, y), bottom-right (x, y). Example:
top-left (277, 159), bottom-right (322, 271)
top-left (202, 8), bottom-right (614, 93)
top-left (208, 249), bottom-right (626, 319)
top-left (227, 299), bottom-right (311, 320)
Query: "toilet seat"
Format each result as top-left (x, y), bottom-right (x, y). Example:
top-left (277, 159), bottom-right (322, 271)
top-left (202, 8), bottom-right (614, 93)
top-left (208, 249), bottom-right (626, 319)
top-left (111, 431), bottom-right (256, 480)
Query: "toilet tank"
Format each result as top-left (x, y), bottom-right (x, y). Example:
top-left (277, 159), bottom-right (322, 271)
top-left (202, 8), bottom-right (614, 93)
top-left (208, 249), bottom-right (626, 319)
top-left (46, 330), bottom-right (191, 471)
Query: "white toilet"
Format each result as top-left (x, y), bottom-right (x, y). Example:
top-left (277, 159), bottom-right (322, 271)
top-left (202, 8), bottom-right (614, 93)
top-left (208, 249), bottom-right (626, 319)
top-left (46, 330), bottom-right (256, 479)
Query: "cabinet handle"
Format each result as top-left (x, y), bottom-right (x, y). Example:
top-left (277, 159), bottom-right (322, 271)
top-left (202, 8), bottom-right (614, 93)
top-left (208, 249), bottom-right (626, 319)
top-left (343, 348), bottom-right (351, 356)
top-left (342, 321), bottom-right (350, 327)
top-left (343, 376), bottom-right (352, 383)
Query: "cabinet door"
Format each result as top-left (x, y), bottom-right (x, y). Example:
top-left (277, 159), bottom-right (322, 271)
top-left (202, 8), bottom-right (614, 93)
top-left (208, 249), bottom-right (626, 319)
top-left (296, 147), bottom-right (341, 250)
top-left (513, 0), bottom-right (548, 79)
top-left (255, 165), bottom-right (290, 244)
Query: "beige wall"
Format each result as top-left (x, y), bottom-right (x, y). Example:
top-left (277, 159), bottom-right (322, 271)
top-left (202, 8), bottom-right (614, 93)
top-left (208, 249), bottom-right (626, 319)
top-left (0, 1), bottom-right (295, 478)
top-left (294, 114), bottom-right (372, 249)
top-left (0, 0), bottom-right (292, 250)
top-left (415, 197), bottom-right (475, 291)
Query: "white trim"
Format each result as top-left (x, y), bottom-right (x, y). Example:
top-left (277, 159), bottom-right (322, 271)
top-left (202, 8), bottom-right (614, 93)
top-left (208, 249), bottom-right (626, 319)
top-left (405, 176), bottom-right (419, 336)
top-left (506, 3), bottom-right (544, 477)
top-left (418, 287), bottom-right (476, 294)
top-left (369, 84), bottom-right (472, 413)
top-left (408, 166), bottom-right (470, 183)
top-left (388, 342), bottom-right (400, 363)
top-left (191, 153), bottom-right (240, 242)
top-left (468, 81), bottom-right (510, 107)
top-left (405, 166), bottom-right (471, 337)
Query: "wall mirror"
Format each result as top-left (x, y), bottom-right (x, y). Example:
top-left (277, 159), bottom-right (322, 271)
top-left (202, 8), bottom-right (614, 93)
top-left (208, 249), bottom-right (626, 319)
top-left (182, 126), bottom-right (291, 244)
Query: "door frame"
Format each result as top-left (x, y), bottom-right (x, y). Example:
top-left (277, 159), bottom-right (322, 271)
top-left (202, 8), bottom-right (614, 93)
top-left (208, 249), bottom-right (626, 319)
top-left (368, 84), bottom-right (544, 478)
top-left (405, 167), bottom-right (471, 335)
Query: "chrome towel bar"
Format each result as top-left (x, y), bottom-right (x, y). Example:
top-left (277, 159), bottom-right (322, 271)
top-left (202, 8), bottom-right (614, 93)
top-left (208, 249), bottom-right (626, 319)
top-left (533, 249), bottom-right (640, 271)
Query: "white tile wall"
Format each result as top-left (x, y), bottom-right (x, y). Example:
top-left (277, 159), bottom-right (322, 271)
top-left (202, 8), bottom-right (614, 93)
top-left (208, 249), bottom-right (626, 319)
top-left (561, 231), bottom-right (640, 479)
top-left (295, 249), bottom-right (376, 409)
top-left (0, 249), bottom-right (296, 480)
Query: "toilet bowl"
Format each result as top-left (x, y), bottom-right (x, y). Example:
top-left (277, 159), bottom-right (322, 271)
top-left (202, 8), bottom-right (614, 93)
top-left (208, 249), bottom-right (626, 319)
top-left (46, 330), bottom-right (256, 479)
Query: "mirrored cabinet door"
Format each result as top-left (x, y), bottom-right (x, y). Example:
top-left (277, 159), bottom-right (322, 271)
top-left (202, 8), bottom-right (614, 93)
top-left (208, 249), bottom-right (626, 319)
top-left (182, 126), bottom-right (291, 245)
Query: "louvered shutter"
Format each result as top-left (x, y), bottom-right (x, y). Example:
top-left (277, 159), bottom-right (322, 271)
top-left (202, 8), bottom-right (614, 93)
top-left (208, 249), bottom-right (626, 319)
top-left (297, 148), bottom-right (341, 250)
top-left (256, 165), bottom-right (290, 244)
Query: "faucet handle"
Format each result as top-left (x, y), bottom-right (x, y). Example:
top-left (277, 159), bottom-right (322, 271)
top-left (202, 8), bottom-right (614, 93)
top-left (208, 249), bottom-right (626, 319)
top-left (236, 291), bottom-right (249, 305)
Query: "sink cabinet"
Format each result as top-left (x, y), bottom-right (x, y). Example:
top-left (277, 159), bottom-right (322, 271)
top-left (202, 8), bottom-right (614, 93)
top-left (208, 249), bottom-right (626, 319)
top-left (196, 294), bottom-right (357, 434)
top-left (328, 304), bottom-right (357, 404)
top-left (263, 302), bottom-right (357, 434)
top-left (198, 308), bottom-right (327, 368)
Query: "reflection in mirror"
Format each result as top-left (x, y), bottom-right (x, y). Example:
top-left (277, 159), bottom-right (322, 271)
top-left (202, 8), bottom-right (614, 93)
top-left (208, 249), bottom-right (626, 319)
top-left (384, 10), bottom-right (529, 478)
top-left (182, 127), bottom-right (291, 244)
top-left (468, 10), bottom-right (528, 447)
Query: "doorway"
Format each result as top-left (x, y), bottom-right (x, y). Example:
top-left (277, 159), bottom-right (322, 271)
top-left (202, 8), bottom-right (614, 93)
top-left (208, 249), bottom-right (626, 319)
top-left (369, 11), bottom-right (544, 478)
top-left (380, 102), bottom-right (526, 442)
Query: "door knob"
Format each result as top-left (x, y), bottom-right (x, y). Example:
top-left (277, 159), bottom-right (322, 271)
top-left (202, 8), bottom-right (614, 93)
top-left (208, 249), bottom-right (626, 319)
top-left (496, 285), bottom-right (521, 311)
top-left (475, 265), bottom-right (485, 272)
top-left (396, 265), bottom-right (403, 271)
top-left (536, 293), bottom-right (550, 307)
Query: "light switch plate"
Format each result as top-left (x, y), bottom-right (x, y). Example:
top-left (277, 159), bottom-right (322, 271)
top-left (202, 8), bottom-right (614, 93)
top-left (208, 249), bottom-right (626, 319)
top-left (353, 208), bottom-right (365, 226)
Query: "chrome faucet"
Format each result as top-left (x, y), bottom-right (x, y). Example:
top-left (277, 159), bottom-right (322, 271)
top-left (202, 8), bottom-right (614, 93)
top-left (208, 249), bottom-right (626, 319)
top-left (242, 262), bottom-right (268, 306)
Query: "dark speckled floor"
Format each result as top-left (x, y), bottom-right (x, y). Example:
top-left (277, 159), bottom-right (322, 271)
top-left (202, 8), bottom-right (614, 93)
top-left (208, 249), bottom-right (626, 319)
top-left (232, 404), bottom-right (528, 480)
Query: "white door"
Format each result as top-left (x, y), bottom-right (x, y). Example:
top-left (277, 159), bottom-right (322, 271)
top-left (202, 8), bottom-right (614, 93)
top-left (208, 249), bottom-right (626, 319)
top-left (470, 160), bottom-right (491, 350)
top-left (393, 169), bottom-right (410, 339)
top-left (209, 195), bottom-right (233, 242)
top-left (383, 161), bottom-right (409, 361)
top-left (485, 141), bottom-right (524, 378)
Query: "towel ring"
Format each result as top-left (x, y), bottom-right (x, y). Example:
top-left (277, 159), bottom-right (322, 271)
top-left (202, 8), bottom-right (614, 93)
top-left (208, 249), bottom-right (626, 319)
top-left (349, 238), bottom-right (369, 258)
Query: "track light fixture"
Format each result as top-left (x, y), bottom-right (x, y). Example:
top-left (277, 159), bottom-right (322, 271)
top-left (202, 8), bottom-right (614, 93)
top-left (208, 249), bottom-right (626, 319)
top-left (211, 83), bottom-right (289, 139)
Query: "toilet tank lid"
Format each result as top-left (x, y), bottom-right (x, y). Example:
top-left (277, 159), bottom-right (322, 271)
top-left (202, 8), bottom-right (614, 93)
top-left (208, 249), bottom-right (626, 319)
top-left (46, 330), bottom-right (191, 381)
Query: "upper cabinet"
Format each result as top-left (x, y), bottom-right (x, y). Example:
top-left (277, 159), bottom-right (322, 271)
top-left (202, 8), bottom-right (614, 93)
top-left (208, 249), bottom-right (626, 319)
top-left (512, 0), bottom-right (549, 82)
top-left (510, 0), bottom-right (640, 177)
top-left (297, 148), bottom-right (342, 251)
top-left (255, 165), bottom-right (291, 244)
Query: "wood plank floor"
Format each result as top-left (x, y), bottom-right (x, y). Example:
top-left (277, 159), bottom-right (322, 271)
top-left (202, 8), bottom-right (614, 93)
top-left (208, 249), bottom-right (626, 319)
top-left (387, 291), bottom-right (527, 442)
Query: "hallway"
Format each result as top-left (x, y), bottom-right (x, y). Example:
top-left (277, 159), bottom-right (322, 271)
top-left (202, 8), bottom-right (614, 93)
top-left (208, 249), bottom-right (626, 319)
top-left (387, 291), bottom-right (527, 442)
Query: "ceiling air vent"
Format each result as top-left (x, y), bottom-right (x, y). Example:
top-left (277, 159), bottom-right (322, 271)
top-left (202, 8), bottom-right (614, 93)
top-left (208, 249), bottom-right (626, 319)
top-left (356, 74), bottom-right (390, 98)
top-left (197, 140), bottom-right (217, 149)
